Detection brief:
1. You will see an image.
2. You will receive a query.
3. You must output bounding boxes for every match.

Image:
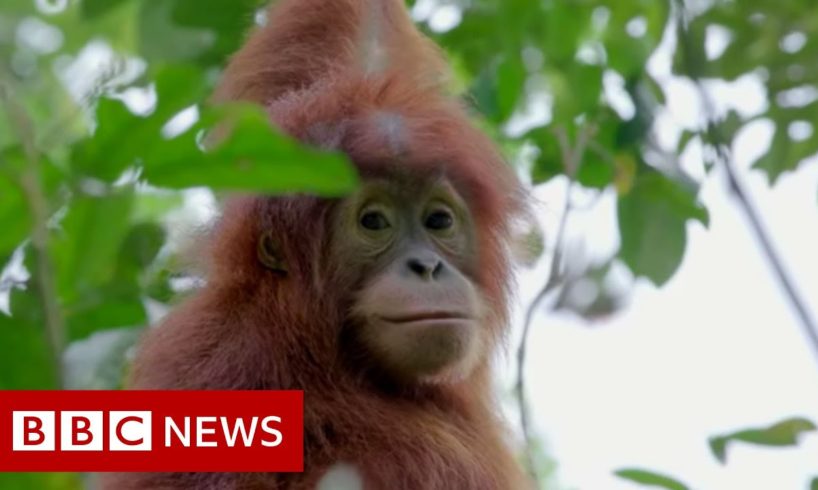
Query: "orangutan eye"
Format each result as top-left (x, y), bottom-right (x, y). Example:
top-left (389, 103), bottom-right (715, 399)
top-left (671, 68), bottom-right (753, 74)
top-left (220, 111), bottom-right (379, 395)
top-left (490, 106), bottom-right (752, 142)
top-left (360, 211), bottom-right (391, 231)
top-left (425, 210), bottom-right (454, 231)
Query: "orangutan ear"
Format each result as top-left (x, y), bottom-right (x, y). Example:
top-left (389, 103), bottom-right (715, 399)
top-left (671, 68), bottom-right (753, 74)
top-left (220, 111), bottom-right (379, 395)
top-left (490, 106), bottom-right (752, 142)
top-left (258, 231), bottom-right (288, 274)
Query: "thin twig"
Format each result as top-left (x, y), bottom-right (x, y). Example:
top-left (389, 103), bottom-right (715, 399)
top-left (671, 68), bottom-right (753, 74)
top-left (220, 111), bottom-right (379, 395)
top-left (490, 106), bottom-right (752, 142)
top-left (515, 125), bottom-right (591, 484)
top-left (719, 147), bottom-right (818, 359)
top-left (673, 1), bottom-right (818, 365)
top-left (0, 83), bottom-right (66, 387)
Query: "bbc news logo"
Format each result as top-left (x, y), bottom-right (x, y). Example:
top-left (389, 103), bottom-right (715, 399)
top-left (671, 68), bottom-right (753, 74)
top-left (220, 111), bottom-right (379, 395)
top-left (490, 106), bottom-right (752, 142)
top-left (0, 391), bottom-right (303, 472)
top-left (12, 410), bottom-right (155, 452)
top-left (13, 411), bottom-right (284, 452)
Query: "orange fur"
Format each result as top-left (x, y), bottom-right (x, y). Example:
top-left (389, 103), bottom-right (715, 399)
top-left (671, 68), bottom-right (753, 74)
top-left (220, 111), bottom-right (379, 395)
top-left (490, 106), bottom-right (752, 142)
top-left (102, 1), bottom-right (529, 488)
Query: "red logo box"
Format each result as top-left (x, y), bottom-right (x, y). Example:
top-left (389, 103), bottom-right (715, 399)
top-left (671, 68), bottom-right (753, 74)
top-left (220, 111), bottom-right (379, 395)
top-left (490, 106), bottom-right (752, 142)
top-left (0, 390), bottom-right (303, 472)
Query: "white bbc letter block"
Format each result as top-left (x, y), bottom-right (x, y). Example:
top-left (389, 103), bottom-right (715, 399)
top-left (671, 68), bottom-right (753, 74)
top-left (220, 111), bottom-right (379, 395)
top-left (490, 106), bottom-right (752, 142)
top-left (60, 411), bottom-right (103, 451)
top-left (109, 411), bottom-right (152, 451)
top-left (13, 411), bottom-right (55, 451)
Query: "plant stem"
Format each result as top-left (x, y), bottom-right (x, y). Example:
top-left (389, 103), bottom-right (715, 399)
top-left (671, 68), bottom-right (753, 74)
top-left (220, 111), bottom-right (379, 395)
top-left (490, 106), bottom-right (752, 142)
top-left (515, 125), bottom-right (590, 484)
top-left (1, 84), bottom-right (66, 387)
top-left (673, 2), bottom-right (818, 364)
top-left (719, 145), bottom-right (818, 361)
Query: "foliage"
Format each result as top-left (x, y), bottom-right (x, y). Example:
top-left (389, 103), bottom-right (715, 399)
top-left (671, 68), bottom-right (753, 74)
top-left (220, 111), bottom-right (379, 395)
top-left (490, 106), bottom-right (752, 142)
top-left (614, 468), bottom-right (690, 490)
top-left (1, 0), bottom-right (817, 488)
top-left (1, 2), bottom-right (353, 486)
top-left (673, 0), bottom-right (818, 183)
top-left (616, 416), bottom-right (817, 489)
top-left (708, 417), bottom-right (817, 464)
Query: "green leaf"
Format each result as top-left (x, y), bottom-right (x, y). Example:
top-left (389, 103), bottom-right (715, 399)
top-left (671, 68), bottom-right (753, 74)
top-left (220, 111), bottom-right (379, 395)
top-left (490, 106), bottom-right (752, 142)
top-left (709, 417), bottom-right (817, 464)
top-left (120, 222), bottom-right (166, 269)
top-left (496, 55), bottom-right (526, 122)
top-left (753, 117), bottom-right (818, 184)
top-left (38, 0), bottom-right (140, 55)
top-left (550, 63), bottom-right (603, 123)
top-left (0, 174), bottom-right (31, 260)
top-left (811, 477), bottom-right (817, 490)
top-left (528, 129), bottom-right (562, 184)
top-left (81, 0), bottom-right (131, 19)
top-left (142, 103), bottom-right (358, 195)
top-left (616, 77), bottom-right (658, 150)
top-left (615, 468), bottom-right (690, 490)
top-left (136, 0), bottom-right (263, 65)
top-left (672, 14), bottom-right (709, 79)
top-left (605, 2), bottom-right (669, 77)
top-left (132, 191), bottom-right (185, 222)
top-left (541, 3), bottom-right (588, 63)
top-left (670, 2), bottom-right (818, 187)
top-left (138, 0), bottom-right (217, 64)
top-left (66, 299), bottom-right (146, 341)
top-left (70, 97), bottom-right (150, 182)
top-left (152, 64), bottom-right (212, 122)
top-left (71, 65), bottom-right (210, 183)
top-left (52, 192), bottom-right (136, 303)
top-left (49, 193), bottom-right (162, 339)
top-left (677, 130), bottom-right (698, 155)
top-left (61, 221), bottom-right (167, 340)
top-left (0, 0), bottom-right (38, 14)
top-left (144, 268), bottom-right (176, 303)
top-left (469, 64), bottom-right (501, 122)
top-left (0, 291), bottom-right (57, 390)
top-left (0, 149), bottom-right (67, 264)
top-left (577, 155), bottom-right (615, 188)
top-left (0, 472), bottom-right (82, 490)
top-left (74, 66), bottom-right (356, 195)
top-left (170, 0), bottom-right (266, 63)
top-left (61, 222), bottom-right (167, 337)
top-left (577, 113), bottom-right (621, 189)
top-left (618, 172), bottom-right (708, 286)
top-left (716, 110), bottom-right (745, 145)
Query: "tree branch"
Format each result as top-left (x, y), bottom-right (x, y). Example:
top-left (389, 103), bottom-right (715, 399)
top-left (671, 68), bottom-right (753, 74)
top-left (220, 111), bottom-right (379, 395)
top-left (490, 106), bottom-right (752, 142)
top-left (673, 2), bottom-right (818, 364)
top-left (515, 125), bottom-right (591, 483)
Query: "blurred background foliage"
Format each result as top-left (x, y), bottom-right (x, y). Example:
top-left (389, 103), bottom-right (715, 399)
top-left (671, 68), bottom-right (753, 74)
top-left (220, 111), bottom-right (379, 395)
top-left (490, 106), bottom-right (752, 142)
top-left (0, 0), bottom-right (816, 488)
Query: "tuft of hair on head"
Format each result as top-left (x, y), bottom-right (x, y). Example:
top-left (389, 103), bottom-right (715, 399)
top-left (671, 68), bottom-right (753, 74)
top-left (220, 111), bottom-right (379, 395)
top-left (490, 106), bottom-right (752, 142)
top-left (214, 0), bottom-right (450, 106)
